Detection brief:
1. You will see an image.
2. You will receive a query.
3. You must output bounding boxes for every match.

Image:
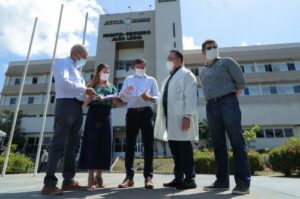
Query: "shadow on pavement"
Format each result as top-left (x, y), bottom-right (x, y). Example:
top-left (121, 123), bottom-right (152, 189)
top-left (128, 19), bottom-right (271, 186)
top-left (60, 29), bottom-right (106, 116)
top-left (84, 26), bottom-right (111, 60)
top-left (0, 187), bottom-right (241, 199)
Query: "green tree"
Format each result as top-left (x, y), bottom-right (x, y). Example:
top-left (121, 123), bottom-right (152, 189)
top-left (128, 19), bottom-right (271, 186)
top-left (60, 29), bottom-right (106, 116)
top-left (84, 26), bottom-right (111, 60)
top-left (243, 124), bottom-right (260, 150)
top-left (198, 119), bottom-right (213, 149)
top-left (0, 109), bottom-right (25, 149)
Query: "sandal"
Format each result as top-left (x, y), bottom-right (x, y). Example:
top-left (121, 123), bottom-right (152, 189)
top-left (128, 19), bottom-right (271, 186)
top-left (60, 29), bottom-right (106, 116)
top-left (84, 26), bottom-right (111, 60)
top-left (95, 175), bottom-right (105, 188)
top-left (88, 175), bottom-right (96, 189)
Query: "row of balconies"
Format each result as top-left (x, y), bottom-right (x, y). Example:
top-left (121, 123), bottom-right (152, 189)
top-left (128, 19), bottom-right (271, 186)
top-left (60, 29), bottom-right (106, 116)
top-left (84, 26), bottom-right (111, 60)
top-left (3, 70), bottom-right (300, 96)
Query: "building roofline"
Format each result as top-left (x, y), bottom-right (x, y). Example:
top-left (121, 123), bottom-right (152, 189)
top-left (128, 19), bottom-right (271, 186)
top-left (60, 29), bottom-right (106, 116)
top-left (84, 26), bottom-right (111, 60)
top-left (183, 42), bottom-right (300, 54)
top-left (8, 56), bottom-right (96, 65)
top-left (100, 10), bottom-right (154, 16)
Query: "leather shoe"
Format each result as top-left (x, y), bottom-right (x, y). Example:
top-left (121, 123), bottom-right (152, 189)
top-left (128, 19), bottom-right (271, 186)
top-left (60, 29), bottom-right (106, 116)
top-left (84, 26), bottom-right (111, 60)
top-left (163, 179), bottom-right (183, 188)
top-left (144, 177), bottom-right (154, 189)
top-left (203, 181), bottom-right (229, 191)
top-left (118, 177), bottom-right (134, 188)
top-left (41, 185), bottom-right (63, 195)
top-left (61, 181), bottom-right (87, 191)
top-left (176, 180), bottom-right (197, 189)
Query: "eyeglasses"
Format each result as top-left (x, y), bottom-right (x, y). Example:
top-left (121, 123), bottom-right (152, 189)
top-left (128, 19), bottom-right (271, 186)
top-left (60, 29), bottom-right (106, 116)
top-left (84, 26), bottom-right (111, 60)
top-left (167, 57), bottom-right (178, 61)
top-left (77, 51), bottom-right (88, 59)
top-left (206, 46), bottom-right (218, 50)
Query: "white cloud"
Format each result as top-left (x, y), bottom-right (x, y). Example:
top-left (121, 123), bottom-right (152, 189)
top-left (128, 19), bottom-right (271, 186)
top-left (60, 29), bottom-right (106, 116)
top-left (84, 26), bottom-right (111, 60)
top-left (182, 35), bottom-right (201, 50)
top-left (0, 0), bottom-right (104, 58)
top-left (241, 41), bottom-right (248, 46)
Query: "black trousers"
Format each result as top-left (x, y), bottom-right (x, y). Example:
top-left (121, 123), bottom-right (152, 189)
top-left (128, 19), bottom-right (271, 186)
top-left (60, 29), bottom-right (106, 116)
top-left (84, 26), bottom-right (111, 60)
top-left (168, 140), bottom-right (196, 182)
top-left (125, 107), bottom-right (154, 179)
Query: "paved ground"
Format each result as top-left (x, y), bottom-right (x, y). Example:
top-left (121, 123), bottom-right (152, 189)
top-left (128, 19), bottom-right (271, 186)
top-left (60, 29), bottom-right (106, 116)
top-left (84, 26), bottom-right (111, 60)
top-left (0, 173), bottom-right (299, 199)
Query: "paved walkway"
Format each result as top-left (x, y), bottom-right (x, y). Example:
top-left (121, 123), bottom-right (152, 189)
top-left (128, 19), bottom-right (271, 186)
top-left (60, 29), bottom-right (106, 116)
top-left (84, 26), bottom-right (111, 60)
top-left (0, 173), bottom-right (299, 199)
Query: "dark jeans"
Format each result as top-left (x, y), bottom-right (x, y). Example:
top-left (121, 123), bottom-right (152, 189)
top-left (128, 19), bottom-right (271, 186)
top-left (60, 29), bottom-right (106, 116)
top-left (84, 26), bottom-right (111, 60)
top-left (125, 107), bottom-right (154, 179)
top-left (38, 162), bottom-right (47, 173)
top-left (44, 99), bottom-right (83, 186)
top-left (168, 140), bottom-right (196, 182)
top-left (206, 93), bottom-right (251, 187)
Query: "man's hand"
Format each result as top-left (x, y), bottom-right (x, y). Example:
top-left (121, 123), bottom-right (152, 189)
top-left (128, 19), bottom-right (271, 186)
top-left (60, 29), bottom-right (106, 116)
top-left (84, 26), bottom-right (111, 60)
top-left (182, 117), bottom-right (191, 131)
top-left (140, 90), bottom-right (154, 102)
top-left (236, 89), bottom-right (243, 96)
top-left (86, 88), bottom-right (97, 96)
top-left (113, 98), bottom-right (123, 107)
top-left (125, 86), bottom-right (135, 94)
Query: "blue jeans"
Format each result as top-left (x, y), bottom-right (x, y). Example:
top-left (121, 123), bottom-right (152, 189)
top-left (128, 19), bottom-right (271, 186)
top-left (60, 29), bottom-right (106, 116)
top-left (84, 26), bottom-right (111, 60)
top-left (44, 99), bottom-right (83, 186)
top-left (206, 93), bottom-right (251, 187)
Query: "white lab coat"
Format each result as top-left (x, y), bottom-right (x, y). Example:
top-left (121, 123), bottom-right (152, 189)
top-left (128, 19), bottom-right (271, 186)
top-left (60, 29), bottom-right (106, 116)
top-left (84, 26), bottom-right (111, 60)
top-left (154, 67), bottom-right (199, 141)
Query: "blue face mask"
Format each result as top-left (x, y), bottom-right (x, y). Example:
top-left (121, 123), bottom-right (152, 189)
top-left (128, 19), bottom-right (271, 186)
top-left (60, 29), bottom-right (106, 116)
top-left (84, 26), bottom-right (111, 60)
top-left (76, 58), bottom-right (86, 69)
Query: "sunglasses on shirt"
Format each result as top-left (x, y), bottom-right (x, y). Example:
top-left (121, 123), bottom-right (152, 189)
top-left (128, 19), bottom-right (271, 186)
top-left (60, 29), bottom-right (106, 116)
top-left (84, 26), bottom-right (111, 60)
top-left (206, 46), bottom-right (218, 50)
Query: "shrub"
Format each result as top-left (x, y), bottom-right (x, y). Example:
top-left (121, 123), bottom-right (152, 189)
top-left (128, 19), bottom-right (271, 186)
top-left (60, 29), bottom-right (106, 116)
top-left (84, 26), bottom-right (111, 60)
top-left (247, 151), bottom-right (265, 174)
top-left (0, 152), bottom-right (34, 174)
top-left (194, 150), bottom-right (265, 175)
top-left (268, 137), bottom-right (300, 176)
top-left (194, 151), bottom-right (216, 174)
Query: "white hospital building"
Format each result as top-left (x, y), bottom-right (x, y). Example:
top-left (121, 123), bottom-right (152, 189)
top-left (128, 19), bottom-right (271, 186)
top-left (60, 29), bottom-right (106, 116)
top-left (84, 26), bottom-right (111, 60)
top-left (1, 0), bottom-right (300, 158)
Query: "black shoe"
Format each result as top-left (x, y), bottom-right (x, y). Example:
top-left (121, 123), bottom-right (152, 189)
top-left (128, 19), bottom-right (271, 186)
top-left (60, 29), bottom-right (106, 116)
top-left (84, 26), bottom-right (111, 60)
top-left (232, 185), bottom-right (250, 195)
top-left (163, 179), bottom-right (183, 188)
top-left (203, 181), bottom-right (229, 191)
top-left (176, 180), bottom-right (197, 190)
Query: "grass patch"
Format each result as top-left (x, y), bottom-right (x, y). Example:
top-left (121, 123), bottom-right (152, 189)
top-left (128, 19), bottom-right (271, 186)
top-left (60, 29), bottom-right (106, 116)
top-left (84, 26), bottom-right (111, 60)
top-left (111, 157), bottom-right (174, 174)
top-left (111, 157), bottom-right (299, 177)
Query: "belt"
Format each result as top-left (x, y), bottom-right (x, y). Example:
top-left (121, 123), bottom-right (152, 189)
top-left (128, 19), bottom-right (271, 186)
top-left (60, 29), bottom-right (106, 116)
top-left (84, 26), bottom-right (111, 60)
top-left (128, 107), bottom-right (151, 112)
top-left (207, 92), bottom-right (235, 103)
top-left (73, 98), bottom-right (84, 106)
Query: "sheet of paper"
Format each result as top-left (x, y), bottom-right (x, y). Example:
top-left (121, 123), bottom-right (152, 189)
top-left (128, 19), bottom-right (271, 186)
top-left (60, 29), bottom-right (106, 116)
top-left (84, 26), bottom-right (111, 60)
top-left (101, 94), bottom-right (123, 101)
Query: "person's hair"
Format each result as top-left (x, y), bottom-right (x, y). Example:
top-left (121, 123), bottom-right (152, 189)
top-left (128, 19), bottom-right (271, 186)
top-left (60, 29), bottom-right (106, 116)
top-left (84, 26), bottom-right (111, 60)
top-left (70, 44), bottom-right (87, 56)
top-left (202, 39), bottom-right (217, 52)
top-left (87, 64), bottom-right (110, 87)
top-left (170, 50), bottom-right (183, 62)
top-left (133, 58), bottom-right (147, 66)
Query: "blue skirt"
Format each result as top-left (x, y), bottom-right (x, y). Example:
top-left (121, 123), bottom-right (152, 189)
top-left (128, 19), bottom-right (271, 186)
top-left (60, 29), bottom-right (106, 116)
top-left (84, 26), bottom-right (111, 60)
top-left (78, 104), bottom-right (112, 170)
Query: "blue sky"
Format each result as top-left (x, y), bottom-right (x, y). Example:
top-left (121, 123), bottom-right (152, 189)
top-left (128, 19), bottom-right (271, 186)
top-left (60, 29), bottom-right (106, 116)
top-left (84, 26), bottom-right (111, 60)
top-left (0, 0), bottom-right (299, 91)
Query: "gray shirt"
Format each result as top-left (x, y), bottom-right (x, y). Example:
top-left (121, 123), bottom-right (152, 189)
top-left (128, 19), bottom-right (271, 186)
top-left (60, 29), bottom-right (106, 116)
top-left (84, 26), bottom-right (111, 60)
top-left (200, 57), bottom-right (245, 101)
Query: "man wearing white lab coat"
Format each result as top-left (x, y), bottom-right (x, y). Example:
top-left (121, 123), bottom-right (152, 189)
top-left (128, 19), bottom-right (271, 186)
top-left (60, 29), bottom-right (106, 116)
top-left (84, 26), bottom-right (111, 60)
top-left (154, 50), bottom-right (199, 189)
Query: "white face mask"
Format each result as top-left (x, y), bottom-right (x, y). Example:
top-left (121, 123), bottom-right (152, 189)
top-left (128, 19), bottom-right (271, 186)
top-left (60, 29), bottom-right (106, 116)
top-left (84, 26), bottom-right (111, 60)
top-left (135, 68), bottom-right (146, 77)
top-left (99, 73), bottom-right (109, 81)
top-left (75, 58), bottom-right (86, 69)
top-left (166, 61), bottom-right (174, 71)
top-left (206, 48), bottom-right (219, 60)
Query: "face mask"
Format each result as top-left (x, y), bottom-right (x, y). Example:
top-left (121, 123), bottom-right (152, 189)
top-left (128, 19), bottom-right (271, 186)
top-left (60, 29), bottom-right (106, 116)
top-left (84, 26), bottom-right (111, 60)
top-left (166, 61), bottom-right (174, 71)
top-left (99, 73), bottom-right (109, 81)
top-left (205, 48), bottom-right (219, 60)
top-left (76, 58), bottom-right (86, 69)
top-left (135, 68), bottom-right (146, 77)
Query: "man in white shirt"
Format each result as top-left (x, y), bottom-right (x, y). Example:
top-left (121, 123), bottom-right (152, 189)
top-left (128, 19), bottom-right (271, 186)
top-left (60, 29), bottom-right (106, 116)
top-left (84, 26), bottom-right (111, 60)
top-left (118, 58), bottom-right (160, 189)
top-left (38, 148), bottom-right (48, 172)
top-left (154, 50), bottom-right (199, 190)
top-left (42, 44), bottom-right (96, 195)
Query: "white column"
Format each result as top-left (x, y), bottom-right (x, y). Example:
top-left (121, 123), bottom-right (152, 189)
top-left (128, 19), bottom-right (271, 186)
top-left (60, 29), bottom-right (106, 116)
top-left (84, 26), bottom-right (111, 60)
top-left (1, 17), bottom-right (38, 177)
top-left (33, 4), bottom-right (64, 177)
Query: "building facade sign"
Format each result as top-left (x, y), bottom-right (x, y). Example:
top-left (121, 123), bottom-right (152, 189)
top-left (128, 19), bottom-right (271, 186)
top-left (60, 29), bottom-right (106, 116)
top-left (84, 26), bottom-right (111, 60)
top-left (104, 17), bottom-right (150, 25)
top-left (158, 0), bottom-right (176, 2)
top-left (103, 30), bottom-right (151, 41)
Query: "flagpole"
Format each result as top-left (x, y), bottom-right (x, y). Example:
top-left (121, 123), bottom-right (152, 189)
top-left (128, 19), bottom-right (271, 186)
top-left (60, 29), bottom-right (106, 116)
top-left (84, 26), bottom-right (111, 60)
top-left (82, 12), bottom-right (88, 45)
top-left (1, 17), bottom-right (38, 177)
top-left (33, 4), bottom-right (64, 177)
top-left (80, 12), bottom-right (88, 74)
